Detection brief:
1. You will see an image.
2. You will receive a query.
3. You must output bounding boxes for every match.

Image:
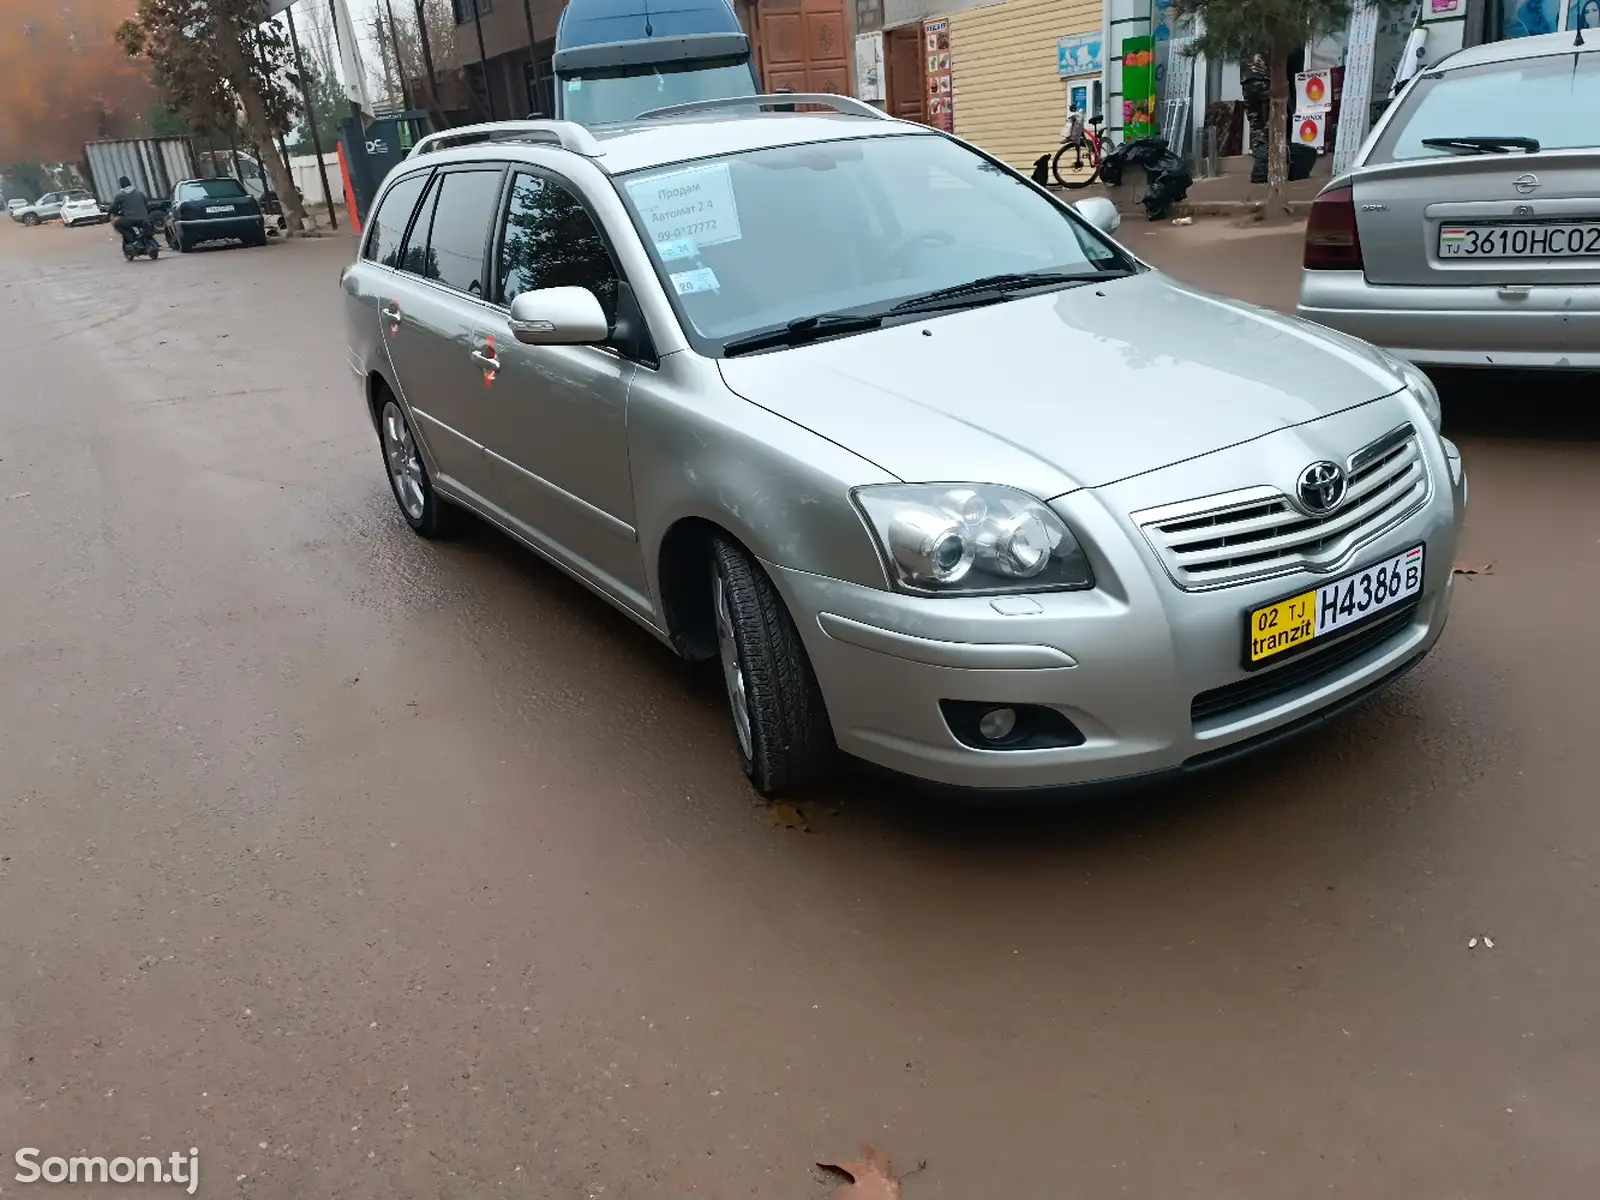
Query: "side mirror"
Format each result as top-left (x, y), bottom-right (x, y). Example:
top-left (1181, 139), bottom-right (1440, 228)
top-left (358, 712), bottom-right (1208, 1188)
top-left (1072, 196), bottom-right (1121, 236)
top-left (509, 286), bottom-right (610, 346)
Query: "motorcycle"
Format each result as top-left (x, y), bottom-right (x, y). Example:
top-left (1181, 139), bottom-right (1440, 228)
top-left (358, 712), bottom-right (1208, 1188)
top-left (120, 219), bottom-right (160, 262)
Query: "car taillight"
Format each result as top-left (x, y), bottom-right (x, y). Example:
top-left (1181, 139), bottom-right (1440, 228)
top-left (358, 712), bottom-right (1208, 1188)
top-left (1304, 187), bottom-right (1364, 271)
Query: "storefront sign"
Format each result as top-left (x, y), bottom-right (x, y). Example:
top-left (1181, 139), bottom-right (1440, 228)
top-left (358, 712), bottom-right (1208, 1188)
top-left (1057, 33), bottom-right (1103, 77)
top-left (1121, 36), bottom-right (1156, 139)
top-left (1333, 2), bottom-right (1380, 175)
top-left (924, 19), bottom-right (954, 132)
top-left (1295, 69), bottom-right (1333, 112)
top-left (854, 32), bottom-right (885, 102)
top-left (1295, 111), bottom-right (1327, 148)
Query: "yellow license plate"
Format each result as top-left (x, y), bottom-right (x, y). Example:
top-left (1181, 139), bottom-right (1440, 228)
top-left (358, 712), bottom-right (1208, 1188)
top-left (1247, 590), bottom-right (1318, 664)
top-left (1246, 544), bottom-right (1426, 666)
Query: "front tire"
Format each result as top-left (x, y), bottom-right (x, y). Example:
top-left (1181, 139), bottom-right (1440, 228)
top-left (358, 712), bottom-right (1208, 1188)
top-left (378, 396), bottom-right (454, 538)
top-left (710, 537), bottom-right (834, 796)
top-left (21, 213), bottom-right (38, 226)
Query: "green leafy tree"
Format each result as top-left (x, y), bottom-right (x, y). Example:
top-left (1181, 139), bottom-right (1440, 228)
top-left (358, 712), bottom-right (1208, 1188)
top-left (1171, 0), bottom-right (1351, 214)
top-left (3, 162), bottom-right (53, 201)
top-left (116, 0), bottom-right (307, 231)
top-left (288, 61), bottom-right (346, 154)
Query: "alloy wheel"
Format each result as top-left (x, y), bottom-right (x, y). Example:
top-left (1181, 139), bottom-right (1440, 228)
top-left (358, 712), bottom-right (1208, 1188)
top-left (381, 400), bottom-right (426, 522)
top-left (713, 567), bottom-right (754, 761)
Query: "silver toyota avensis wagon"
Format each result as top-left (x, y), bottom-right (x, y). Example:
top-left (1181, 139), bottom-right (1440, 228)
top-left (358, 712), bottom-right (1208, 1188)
top-left (341, 96), bottom-right (1467, 797)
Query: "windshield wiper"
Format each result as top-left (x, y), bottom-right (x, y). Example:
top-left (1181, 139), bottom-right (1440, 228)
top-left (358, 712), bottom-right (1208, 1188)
top-left (889, 270), bottom-right (1124, 314)
top-left (1419, 136), bottom-right (1541, 155)
top-left (721, 312), bottom-right (885, 357)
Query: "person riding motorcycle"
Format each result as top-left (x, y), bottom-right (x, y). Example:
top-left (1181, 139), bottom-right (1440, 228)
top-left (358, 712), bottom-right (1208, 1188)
top-left (109, 176), bottom-right (152, 246)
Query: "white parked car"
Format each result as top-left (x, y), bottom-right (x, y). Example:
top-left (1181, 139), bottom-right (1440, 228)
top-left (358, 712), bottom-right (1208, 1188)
top-left (60, 194), bottom-right (109, 228)
top-left (6, 198), bottom-right (30, 218)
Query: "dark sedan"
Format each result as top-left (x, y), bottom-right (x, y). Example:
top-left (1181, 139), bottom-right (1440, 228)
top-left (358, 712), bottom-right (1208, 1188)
top-left (163, 178), bottom-right (267, 252)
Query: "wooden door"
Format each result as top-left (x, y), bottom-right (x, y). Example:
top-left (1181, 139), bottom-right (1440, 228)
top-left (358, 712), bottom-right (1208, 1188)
top-left (884, 25), bottom-right (925, 124)
top-left (753, 0), bottom-right (851, 95)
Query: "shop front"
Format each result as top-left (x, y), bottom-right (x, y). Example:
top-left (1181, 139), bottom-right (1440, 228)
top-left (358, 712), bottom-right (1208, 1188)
top-left (946, 0), bottom-right (1105, 172)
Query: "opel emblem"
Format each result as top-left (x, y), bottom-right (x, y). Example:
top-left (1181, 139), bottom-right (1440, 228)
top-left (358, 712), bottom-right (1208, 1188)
top-left (1297, 461), bottom-right (1347, 514)
top-left (1512, 173), bottom-right (1540, 195)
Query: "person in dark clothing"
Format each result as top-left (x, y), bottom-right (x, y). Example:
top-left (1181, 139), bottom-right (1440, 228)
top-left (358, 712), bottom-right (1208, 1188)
top-left (109, 176), bottom-right (152, 246)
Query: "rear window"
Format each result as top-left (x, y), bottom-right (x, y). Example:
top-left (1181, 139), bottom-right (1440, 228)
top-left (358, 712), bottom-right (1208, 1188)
top-left (1370, 51), bottom-right (1600, 163)
top-left (363, 171), bottom-right (431, 268)
top-left (181, 179), bottom-right (249, 200)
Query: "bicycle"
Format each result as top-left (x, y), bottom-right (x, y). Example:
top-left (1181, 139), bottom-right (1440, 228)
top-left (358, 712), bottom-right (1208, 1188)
top-left (1052, 110), bottom-right (1106, 189)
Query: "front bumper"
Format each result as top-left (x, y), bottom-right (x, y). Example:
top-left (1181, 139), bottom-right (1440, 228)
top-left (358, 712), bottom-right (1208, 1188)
top-left (1298, 269), bottom-right (1600, 369)
top-left (771, 427), bottom-right (1466, 794)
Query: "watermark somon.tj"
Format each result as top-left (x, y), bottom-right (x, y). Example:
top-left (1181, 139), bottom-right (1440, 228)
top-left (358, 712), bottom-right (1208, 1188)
top-left (13, 1147), bottom-right (199, 1194)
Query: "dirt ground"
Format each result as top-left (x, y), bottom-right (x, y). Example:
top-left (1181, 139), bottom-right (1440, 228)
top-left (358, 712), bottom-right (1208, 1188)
top-left (2, 216), bottom-right (1598, 1198)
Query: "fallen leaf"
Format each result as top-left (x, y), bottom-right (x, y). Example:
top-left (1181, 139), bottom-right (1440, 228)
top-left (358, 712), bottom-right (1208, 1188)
top-left (818, 1144), bottom-right (900, 1199)
top-left (1452, 562), bottom-right (1495, 577)
top-left (766, 803), bottom-right (809, 832)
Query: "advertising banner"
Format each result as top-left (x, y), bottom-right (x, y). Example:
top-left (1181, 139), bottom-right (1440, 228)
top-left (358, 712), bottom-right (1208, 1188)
top-left (1121, 36), bottom-right (1156, 139)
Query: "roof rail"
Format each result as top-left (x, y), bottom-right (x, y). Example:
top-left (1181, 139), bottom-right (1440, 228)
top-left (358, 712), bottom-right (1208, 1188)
top-left (635, 93), bottom-right (892, 122)
top-left (408, 120), bottom-right (604, 159)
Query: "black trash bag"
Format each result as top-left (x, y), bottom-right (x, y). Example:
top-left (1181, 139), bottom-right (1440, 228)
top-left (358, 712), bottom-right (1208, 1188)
top-left (1097, 141), bottom-right (1131, 186)
top-left (1288, 143), bottom-right (1318, 181)
top-left (1031, 154), bottom-right (1052, 185)
top-left (1142, 152), bottom-right (1193, 220)
top-left (1251, 141), bottom-right (1319, 184)
top-left (1098, 135), bottom-right (1166, 186)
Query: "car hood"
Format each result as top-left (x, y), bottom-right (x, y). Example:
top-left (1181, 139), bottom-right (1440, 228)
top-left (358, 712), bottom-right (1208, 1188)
top-left (716, 272), bottom-right (1405, 497)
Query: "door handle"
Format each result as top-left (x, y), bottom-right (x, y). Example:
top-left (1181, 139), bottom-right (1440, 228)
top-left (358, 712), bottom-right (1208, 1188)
top-left (382, 301), bottom-right (403, 324)
top-left (470, 349), bottom-right (501, 371)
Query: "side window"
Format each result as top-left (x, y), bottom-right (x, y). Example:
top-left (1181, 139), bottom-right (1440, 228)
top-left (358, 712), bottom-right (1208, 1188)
top-left (401, 176), bottom-right (441, 276)
top-left (420, 169), bottom-right (503, 296)
top-left (363, 172), bottom-right (429, 268)
top-left (495, 173), bottom-right (619, 321)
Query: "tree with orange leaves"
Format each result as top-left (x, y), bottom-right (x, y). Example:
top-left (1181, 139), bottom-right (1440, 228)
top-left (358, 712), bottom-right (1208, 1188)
top-left (0, 1), bottom-right (157, 168)
top-left (117, 0), bottom-right (308, 232)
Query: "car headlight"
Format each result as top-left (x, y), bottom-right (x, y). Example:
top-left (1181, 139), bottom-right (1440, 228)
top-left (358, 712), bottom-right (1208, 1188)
top-left (1392, 358), bottom-right (1442, 432)
top-left (853, 483), bottom-right (1094, 595)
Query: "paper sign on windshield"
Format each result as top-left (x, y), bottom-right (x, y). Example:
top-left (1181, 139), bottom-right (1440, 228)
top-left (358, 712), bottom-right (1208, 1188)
top-left (626, 163), bottom-right (742, 249)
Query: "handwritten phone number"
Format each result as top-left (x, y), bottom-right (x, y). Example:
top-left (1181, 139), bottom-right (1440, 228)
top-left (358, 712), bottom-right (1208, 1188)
top-left (660, 220), bottom-right (719, 240)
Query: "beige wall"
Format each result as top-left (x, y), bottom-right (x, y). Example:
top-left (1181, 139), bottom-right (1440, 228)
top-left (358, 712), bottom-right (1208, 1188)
top-left (949, 0), bottom-right (1100, 172)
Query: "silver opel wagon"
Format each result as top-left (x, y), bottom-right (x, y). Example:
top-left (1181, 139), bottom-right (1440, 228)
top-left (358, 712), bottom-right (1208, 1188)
top-left (341, 96), bottom-right (1466, 797)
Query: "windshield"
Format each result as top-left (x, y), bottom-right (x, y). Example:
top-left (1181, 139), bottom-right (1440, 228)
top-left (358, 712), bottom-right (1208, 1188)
top-left (615, 132), bottom-right (1133, 354)
top-left (559, 57), bottom-right (756, 125)
top-left (181, 179), bottom-right (249, 200)
top-left (1370, 51), bottom-right (1600, 163)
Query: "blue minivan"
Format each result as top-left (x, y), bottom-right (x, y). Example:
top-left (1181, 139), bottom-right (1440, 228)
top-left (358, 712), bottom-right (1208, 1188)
top-left (551, 0), bottom-right (761, 125)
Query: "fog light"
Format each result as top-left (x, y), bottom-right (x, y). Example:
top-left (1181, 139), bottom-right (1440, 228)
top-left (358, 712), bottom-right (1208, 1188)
top-left (977, 707), bottom-right (1018, 741)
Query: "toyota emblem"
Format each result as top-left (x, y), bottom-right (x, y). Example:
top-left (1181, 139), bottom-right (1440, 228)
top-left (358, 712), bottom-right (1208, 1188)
top-left (1512, 173), bottom-right (1540, 195)
top-left (1297, 461), bottom-right (1347, 514)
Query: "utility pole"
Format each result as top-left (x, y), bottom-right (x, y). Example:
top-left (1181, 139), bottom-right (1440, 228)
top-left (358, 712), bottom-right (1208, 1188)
top-left (470, 0), bottom-right (498, 120)
top-left (413, 0), bottom-right (442, 115)
top-left (372, 12), bottom-right (399, 108)
top-left (521, 0), bottom-right (540, 114)
top-left (384, 0), bottom-right (411, 111)
top-left (288, 2), bottom-right (339, 230)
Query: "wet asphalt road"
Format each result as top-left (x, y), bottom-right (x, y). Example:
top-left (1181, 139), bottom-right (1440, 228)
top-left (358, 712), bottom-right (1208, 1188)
top-left (2, 217), bottom-right (1598, 1199)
